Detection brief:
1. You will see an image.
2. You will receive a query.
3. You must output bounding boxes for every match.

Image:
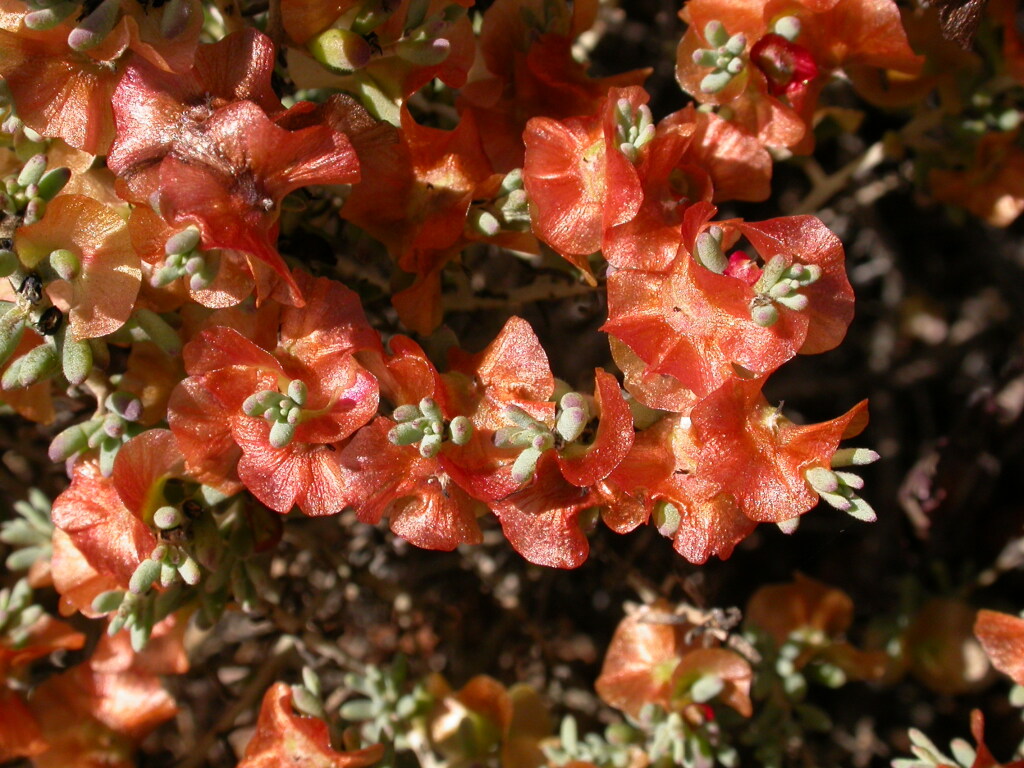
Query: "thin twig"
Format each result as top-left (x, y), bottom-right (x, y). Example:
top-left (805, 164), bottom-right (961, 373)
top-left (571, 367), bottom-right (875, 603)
top-left (790, 141), bottom-right (886, 215)
top-left (441, 279), bottom-right (602, 312)
top-left (334, 255), bottom-right (390, 293)
top-left (176, 635), bottom-right (296, 768)
top-left (853, 172), bottom-right (902, 209)
top-left (266, 0), bottom-right (284, 49)
top-left (405, 92), bottom-right (460, 125)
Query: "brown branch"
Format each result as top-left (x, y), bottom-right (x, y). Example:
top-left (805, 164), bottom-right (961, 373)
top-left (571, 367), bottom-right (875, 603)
top-left (790, 141), bottom-right (886, 215)
top-left (266, 0), bottom-right (284, 50)
top-left (176, 635), bottom-right (296, 768)
top-left (441, 277), bottom-right (602, 313)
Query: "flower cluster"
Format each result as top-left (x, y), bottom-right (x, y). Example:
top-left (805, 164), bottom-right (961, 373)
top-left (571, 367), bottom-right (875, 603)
top-left (0, 5), bottom-right (884, 573)
top-left (3, 0), bottom-right (989, 761)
